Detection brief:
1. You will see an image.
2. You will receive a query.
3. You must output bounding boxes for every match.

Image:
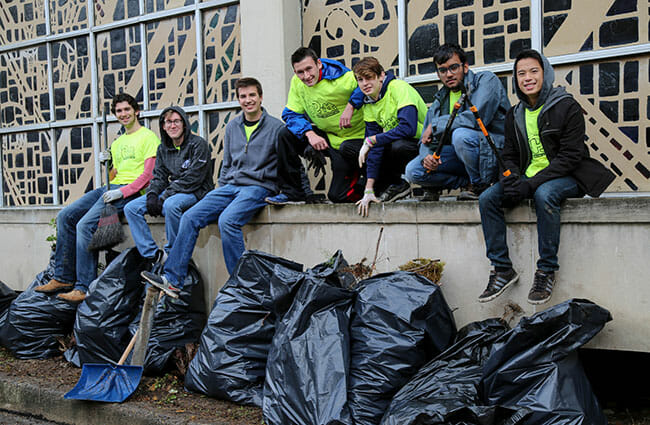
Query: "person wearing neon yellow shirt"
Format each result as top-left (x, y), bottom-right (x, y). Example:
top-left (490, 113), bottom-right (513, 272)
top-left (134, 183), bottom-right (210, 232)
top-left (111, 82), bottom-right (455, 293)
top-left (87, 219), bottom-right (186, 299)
top-left (477, 49), bottom-right (614, 305)
top-left (354, 57), bottom-right (427, 216)
top-left (35, 93), bottom-right (160, 303)
top-left (265, 47), bottom-right (366, 205)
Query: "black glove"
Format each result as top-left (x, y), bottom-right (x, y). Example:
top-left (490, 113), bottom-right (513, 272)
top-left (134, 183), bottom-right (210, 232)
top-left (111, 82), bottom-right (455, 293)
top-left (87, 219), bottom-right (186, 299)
top-left (147, 193), bottom-right (163, 217)
top-left (501, 175), bottom-right (530, 207)
top-left (303, 145), bottom-right (327, 178)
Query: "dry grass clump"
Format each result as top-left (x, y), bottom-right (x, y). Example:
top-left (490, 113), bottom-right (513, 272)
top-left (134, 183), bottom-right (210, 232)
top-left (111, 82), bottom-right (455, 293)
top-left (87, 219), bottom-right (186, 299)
top-left (399, 258), bottom-right (444, 285)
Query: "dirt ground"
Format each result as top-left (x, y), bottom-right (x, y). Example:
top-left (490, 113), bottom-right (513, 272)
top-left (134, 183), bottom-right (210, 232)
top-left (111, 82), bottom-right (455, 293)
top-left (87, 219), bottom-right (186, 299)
top-left (0, 346), bottom-right (648, 424)
top-left (0, 347), bottom-right (262, 424)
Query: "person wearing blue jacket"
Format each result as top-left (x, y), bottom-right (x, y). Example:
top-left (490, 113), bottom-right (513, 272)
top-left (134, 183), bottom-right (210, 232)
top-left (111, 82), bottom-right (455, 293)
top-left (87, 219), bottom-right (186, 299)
top-left (266, 47), bottom-right (366, 204)
top-left (354, 57), bottom-right (427, 216)
top-left (404, 43), bottom-right (510, 201)
top-left (124, 105), bottom-right (213, 269)
top-left (142, 77), bottom-right (283, 296)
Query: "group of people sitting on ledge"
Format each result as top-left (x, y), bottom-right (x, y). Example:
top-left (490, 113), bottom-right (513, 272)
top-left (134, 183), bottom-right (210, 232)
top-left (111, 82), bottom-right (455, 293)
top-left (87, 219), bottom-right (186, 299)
top-left (33, 43), bottom-right (614, 309)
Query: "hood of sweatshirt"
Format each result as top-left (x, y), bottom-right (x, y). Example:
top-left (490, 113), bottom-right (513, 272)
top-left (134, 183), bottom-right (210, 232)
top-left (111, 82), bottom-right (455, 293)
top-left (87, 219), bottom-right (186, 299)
top-left (158, 105), bottom-right (192, 149)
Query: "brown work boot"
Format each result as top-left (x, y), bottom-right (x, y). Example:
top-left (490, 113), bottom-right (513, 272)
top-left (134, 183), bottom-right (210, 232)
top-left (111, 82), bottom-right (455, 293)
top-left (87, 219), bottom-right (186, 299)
top-left (34, 279), bottom-right (73, 293)
top-left (57, 289), bottom-right (87, 304)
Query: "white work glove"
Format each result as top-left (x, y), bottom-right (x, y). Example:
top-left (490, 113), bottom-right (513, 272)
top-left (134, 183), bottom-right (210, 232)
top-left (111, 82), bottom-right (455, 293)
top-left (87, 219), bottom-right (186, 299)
top-left (98, 150), bottom-right (112, 163)
top-left (358, 142), bottom-right (371, 168)
top-left (356, 190), bottom-right (380, 217)
top-left (102, 188), bottom-right (124, 203)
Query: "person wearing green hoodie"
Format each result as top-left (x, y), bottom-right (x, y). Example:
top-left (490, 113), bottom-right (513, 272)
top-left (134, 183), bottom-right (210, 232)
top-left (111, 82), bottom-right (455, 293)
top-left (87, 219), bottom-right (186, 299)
top-left (477, 49), bottom-right (615, 305)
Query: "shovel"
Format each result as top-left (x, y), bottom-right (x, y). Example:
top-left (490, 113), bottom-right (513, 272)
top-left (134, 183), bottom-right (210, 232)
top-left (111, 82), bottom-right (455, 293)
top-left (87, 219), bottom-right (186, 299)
top-left (64, 287), bottom-right (161, 402)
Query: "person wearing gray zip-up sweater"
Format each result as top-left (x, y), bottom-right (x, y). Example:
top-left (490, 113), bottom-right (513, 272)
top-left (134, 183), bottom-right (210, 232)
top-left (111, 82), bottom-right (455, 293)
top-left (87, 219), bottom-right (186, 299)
top-left (477, 49), bottom-right (614, 306)
top-left (124, 105), bottom-right (213, 265)
top-left (141, 78), bottom-right (284, 296)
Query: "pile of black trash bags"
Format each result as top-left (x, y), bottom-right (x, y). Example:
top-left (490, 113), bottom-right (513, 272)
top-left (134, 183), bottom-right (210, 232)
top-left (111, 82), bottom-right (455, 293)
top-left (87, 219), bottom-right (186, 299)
top-left (184, 250), bottom-right (611, 425)
top-left (0, 248), bottom-right (206, 375)
top-left (0, 248), bottom-right (612, 424)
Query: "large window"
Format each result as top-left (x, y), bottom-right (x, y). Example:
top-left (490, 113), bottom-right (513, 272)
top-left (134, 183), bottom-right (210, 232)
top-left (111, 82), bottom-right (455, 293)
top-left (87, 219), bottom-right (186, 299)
top-left (0, 0), bottom-right (241, 206)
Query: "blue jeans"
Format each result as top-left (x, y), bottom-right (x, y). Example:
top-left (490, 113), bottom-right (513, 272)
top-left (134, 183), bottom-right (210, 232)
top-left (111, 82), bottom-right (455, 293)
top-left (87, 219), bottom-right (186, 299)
top-left (451, 127), bottom-right (484, 185)
top-left (52, 185), bottom-right (134, 292)
top-left (124, 192), bottom-right (198, 258)
top-left (404, 144), bottom-right (469, 190)
top-left (163, 184), bottom-right (270, 288)
top-left (478, 176), bottom-right (583, 272)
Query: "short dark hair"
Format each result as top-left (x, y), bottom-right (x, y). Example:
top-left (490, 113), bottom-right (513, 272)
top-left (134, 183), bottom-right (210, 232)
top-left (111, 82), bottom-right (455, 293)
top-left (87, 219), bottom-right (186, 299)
top-left (514, 49), bottom-right (544, 71)
top-left (291, 47), bottom-right (319, 66)
top-left (433, 43), bottom-right (467, 66)
top-left (110, 93), bottom-right (139, 114)
top-left (235, 77), bottom-right (263, 97)
top-left (352, 57), bottom-right (384, 79)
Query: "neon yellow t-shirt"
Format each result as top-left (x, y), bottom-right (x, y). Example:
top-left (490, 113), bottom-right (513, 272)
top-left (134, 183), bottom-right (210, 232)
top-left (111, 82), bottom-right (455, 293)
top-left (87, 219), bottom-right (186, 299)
top-left (110, 127), bottom-right (160, 184)
top-left (362, 79), bottom-right (428, 138)
top-left (285, 70), bottom-right (365, 149)
top-left (245, 121), bottom-right (260, 141)
top-left (524, 105), bottom-right (549, 177)
top-left (449, 90), bottom-right (462, 114)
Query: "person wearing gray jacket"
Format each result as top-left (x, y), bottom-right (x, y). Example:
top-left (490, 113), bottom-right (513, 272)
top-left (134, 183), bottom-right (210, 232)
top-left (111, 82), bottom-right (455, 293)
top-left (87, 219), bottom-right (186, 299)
top-left (124, 105), bottom-right (213, 268)
top-left (142, 77), bottom-right (284, 297)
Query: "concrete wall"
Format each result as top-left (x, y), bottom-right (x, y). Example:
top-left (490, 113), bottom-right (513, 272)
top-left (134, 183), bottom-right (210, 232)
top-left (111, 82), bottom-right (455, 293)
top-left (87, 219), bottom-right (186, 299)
top-left (1, 197), bottom-right (648, 352)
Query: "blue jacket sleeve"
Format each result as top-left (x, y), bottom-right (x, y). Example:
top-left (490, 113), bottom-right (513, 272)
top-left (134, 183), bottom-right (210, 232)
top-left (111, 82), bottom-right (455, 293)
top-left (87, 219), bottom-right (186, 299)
top-left (364, 121), bottom-right (383, 138)
top-left (349, 87), bottom-right (365, 109)
top-left (282, 107), bottom-right (313, 138)
top-left (374, 105), bottom-right (418, 147)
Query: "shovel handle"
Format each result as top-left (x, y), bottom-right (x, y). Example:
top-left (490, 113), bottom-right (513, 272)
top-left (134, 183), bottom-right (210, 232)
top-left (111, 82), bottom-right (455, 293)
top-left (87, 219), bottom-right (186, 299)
top-left (118, 330), bottom-right (138, 366)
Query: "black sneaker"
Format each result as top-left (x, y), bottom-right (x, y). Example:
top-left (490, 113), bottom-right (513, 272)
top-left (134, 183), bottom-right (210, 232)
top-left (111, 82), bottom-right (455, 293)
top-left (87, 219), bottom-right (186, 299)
top-left (378, 181), bottom-right (411, 202)
top-left (458, 183), bottom-right (489, 201)
top-left (528, 270), bottom-right (555, 305)
top-left (141, 271), bottom-right (180, 299)
top-left (478, 268), bottom-right (519, 302)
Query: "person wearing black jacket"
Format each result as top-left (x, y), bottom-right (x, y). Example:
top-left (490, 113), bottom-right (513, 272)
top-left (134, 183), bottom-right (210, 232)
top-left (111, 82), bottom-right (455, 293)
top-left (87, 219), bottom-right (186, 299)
top-left (477, 49), bottom-right (615, 305)
top-left (124, 106), bottom-right (213, 267)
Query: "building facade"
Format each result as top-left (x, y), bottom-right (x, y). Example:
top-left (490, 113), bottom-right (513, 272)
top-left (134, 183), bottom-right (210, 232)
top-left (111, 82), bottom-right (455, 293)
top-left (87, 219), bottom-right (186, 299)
top-left (1, 0), bottom-right (648, 207)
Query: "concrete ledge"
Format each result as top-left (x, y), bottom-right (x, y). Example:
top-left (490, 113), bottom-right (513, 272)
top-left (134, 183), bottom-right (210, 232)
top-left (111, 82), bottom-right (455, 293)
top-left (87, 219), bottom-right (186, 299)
top-left (1, 197), bottom-right (648, 352)
top-left (0, 372), bottom-right (219, 425)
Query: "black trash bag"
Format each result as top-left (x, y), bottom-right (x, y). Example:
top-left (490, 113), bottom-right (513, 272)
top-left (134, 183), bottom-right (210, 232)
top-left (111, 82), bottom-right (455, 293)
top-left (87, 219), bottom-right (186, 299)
top-left (481, 298), bottom-right (611, 425)
top-left (349, 271), bottom-right (457, 425)
top-left (184, 250), bottom-right (303, 406)
top-left (0, 255), bottom-right (78, 359)
top-left (0, 280), bottom-right (17, 315)
top-left (128, 260), bottom-right (207, 375)
top-left (71, 247), bottom-right (149, 366)
top-left (380, 319), bottom-right (530, 425)
top-left (263, 251), bottom-right (355, 425)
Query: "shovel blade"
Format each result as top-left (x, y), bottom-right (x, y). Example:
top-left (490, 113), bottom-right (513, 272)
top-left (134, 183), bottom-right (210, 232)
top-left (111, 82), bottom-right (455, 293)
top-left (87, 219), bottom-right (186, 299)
top-left (64, 363), bottom-right (143, 403)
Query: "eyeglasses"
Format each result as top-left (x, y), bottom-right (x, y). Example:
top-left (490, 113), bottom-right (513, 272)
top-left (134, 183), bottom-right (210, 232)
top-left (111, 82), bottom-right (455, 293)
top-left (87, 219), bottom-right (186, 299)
top-left (437, 63), bottom-right (462, 75)
top-left (164, 119), bottom-right (183, 127)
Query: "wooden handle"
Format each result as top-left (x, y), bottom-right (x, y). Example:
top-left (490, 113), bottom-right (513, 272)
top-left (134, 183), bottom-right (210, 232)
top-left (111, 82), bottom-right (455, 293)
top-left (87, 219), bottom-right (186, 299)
top-left (117, 330), bottom-right (138, 366)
